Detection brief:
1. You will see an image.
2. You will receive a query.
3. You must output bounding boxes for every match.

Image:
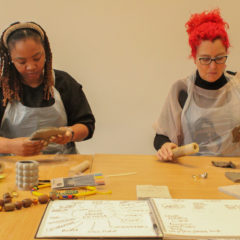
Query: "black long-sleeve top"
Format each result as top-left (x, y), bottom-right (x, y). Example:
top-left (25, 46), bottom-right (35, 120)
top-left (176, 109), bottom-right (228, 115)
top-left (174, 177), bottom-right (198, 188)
top-left (0, 69), bottom-right (95, 140)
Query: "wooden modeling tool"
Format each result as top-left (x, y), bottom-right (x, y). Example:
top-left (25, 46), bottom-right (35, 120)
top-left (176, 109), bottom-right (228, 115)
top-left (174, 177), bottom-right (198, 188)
top-left (172, 142), bottom-right (199, 158)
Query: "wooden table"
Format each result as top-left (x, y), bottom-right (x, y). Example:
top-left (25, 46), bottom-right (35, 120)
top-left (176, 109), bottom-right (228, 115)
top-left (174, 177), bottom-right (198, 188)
top-left (0, 154), bottom-right (240, 239)
top-left (0, 154), bottom-right (93, 240)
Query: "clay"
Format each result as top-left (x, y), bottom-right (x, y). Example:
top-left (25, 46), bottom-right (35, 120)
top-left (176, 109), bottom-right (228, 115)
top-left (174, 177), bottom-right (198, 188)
top-left (69, 160), bottom-right (90, 175)
top-left (3, 198), bottom-right (12, 204)
top-left (225, 172), bottom-right (240, 183)
top-left (30, 127), bottom-right (67, 141)
top-left (172, 143), bottom-right (199, 158)
top-left (0, 199), bottom-right (4, 206)
top-left (22, 198), bottom-right (32, 208)
top-left (49, 192), bottom-right (58, 201)
top-left (212, 161), bottom-right (236, 168)
top-left (38, 194), bottom-right (49, 204)
top-left (4, 203), bottom-right (15, 211)
top-left (15, 201), bottom-right (23, 210)
top-left (16, 160), bottom-right (39, 190)
top-left (3, 192), bottom-right (11, 199)
top-left (32, 199), bottom-right (38, 205)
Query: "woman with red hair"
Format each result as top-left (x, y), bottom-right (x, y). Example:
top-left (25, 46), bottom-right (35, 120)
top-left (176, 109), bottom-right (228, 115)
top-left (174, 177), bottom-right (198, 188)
top-left (154, 9), bottom-right (240, 161)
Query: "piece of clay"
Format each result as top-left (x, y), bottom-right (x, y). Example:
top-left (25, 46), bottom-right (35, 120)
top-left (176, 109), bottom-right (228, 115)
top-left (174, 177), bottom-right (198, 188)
top-left (49, 192), bottom-right (58, 201)
top-left (225, 172), bottom-right (240, 182)
top-left (15, 201), bottom-right (23, 210)
top-left (4, 203), bottom-right (15, 211)
top-left (22, 198), bottom-right (32, 208)
top-left (172, 143), bottom-right (199, 159)
top-left (30, 127), bottom-right (67, 141)
top-left (38, 194), bottom-right (49, 204)
top-left (3, 198), bottom-right (12, 204)
top-left (212, 161), bottom-right (236, 168)
top-left (16, 160), bottom-right (39, 191)
top-left (3, 192), bottom-right (11, 199)
top-left (69, 160), bottom-right (90, 176)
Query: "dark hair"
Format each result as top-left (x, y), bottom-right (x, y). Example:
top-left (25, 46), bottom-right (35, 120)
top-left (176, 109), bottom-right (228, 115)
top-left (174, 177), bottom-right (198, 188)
top-left (0, 22), bottom-right (54, 106)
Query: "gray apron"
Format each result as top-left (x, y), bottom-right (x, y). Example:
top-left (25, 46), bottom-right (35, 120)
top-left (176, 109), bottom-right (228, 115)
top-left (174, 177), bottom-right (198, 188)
top-left (0, 86), bottom-right (76, 154)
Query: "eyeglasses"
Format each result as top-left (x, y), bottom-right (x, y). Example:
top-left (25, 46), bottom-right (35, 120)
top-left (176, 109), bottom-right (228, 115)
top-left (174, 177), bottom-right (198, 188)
top-left (198, 55), bottom-right (228, 65)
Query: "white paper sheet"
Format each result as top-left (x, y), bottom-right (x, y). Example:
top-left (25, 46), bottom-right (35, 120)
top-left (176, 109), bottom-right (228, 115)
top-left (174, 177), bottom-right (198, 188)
top-left (152, 198), bottom-right (240, 238)
top-left (36, 200), bottom-right (161, 238)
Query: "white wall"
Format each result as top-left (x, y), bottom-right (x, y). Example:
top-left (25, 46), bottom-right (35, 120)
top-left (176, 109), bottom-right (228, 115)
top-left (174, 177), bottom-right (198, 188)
top-left (1, 0), bottom-right (240, 154)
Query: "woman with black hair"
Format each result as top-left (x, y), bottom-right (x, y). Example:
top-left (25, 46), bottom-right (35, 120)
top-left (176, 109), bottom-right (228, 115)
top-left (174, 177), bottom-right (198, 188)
top-left (0, 22), bottom-right (95, 156)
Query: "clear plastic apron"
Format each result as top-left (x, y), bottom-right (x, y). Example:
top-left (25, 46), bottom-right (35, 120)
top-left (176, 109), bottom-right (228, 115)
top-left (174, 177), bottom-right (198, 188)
top-left (181, 72), bottom-right (240, 156)
top-left (0, 86), bottom-right (75, 154)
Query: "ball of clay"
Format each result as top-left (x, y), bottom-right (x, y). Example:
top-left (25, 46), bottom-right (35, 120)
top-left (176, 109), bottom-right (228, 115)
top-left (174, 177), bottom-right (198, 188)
top-left (38, 194), bottom-right (49, 204)
top-left (22, 198), bottom-right (32, 208)
top-left (49, 192), bottom-right (58, 201)
top-left (15, 201), bottom-right (23, 210)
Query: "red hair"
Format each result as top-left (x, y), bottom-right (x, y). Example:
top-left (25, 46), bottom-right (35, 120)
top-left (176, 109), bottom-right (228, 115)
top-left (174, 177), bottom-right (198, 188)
top-left (185, 9), bottom-right (230, 58)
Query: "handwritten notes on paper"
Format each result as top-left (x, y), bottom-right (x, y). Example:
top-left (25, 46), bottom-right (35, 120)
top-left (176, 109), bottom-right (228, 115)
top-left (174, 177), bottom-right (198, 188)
top-left (36, 198), bottom-right (240, 239)
top-left (36, 200), bottom-right (158, 238)
top-left (152, 198), bottom-right (240, 238)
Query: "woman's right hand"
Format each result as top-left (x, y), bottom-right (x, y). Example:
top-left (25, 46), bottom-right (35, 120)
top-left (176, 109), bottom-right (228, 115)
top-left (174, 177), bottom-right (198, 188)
top-left (157, 142), bottom-right (178, 162)
top-left (10, 137), bottom-right (45, 156)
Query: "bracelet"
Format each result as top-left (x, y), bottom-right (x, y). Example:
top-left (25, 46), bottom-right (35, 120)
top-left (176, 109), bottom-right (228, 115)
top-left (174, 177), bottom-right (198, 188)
top-left (31, 185), bottom-right (112, 199)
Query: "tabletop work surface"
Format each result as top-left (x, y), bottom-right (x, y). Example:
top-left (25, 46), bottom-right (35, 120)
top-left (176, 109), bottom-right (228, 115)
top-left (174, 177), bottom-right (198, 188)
top-left (0, 154), bottom-right (239, 240)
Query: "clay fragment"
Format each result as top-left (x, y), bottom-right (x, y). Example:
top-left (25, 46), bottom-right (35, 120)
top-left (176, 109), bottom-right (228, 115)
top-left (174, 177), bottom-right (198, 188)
top-left (15, 201), bottom-right (23, 210)
top-left (22, 198), bottom-right (32, 208)
top-left (4, 203), bottom-right (15, 211)
top-left (38, 194), bottom-right (49, 204)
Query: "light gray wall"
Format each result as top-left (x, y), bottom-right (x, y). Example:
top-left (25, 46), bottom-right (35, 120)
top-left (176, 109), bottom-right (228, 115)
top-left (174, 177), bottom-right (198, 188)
top-left (1, 0), bottom-right (240, 154)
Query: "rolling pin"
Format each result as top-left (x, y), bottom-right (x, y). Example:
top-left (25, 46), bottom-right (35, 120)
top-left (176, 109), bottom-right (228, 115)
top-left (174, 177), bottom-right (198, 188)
top-left (69, 160), bottom-right (90, 176)
top-left (172, 143), bottom-right (199, 158)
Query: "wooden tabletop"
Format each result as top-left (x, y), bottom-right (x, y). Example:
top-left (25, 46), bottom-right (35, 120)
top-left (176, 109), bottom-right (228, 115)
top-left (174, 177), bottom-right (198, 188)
top-left (0, 154), bottom-right (240, 239)
top-left (0, 154), bottom-right (93, 240)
